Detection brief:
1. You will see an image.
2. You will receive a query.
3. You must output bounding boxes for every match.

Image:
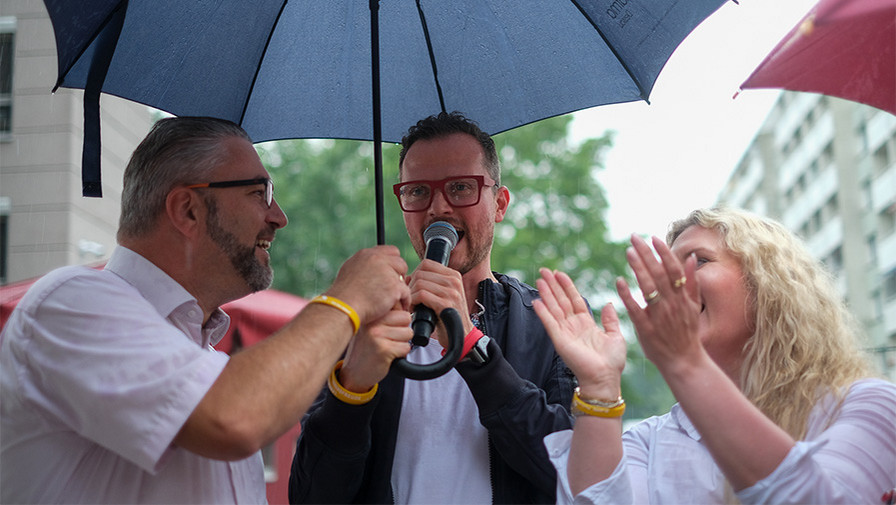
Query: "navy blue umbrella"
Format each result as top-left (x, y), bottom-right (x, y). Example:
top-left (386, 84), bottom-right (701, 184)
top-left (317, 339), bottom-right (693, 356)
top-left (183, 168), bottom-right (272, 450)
top-left (44, 0), bottom-right (729, 242)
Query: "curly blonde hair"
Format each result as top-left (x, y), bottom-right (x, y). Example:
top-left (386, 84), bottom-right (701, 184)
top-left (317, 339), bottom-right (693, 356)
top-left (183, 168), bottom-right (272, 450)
top-left (667, 206), bottom-right (874, 439)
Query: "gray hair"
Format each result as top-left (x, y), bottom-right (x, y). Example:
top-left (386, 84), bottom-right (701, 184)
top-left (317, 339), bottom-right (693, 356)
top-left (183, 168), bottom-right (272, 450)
top-left (117, 116), bottom-right (251, 241)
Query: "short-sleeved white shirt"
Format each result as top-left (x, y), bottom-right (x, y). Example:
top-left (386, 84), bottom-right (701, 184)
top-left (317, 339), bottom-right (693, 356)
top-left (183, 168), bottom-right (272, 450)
top-left (0, 247), bottom-right (266, 504)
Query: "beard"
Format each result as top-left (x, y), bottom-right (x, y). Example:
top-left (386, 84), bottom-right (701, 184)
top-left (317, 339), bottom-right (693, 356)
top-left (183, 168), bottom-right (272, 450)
top-left (205, 199), bottom-right (273, 292)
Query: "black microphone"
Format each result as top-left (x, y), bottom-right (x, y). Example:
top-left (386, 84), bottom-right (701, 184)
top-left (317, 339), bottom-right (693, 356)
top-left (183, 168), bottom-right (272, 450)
top-left (411, 221), bottom-right (459, 346)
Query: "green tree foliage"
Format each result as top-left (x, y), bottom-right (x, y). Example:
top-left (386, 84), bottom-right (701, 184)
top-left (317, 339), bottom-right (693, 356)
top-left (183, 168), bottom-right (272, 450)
top-left (257, 139), bottom-right (409, 296)
top-left (490, 116), bottom-right (628, 292)
top-left (622, 342), bottom-right (676, 421)
top-left (257, 115), bottom-right (674, 419)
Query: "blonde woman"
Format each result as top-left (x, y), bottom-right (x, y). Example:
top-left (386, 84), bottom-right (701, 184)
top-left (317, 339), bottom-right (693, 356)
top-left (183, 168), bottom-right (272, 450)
top-left (535, 207), bottom-right (896, 504)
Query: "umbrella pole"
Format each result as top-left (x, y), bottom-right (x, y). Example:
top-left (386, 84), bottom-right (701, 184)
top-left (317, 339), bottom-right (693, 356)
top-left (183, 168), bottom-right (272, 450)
top-left (370, 0), bottom-right (385, 246)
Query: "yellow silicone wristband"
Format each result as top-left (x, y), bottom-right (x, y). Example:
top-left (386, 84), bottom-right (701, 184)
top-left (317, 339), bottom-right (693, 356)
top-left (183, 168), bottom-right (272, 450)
top-left (571, 389), bottom-right (626, 418)
top-left (327, 360), bottom-right (378, 405)
top-left (310, 295), bottom-right (360, 335)
top-left (574, 387), bottom-right (624, 408)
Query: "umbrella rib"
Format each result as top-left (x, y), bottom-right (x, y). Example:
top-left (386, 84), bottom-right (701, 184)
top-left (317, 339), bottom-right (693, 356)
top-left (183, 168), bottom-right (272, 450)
top-left (51, 0), bottom-right (129, 92)
top-left (568, 0), bottom-right (650, 102)
top-left (239, 0), bottom-right (291, 127)
top-left (415, 0), bottom-right (447, 114)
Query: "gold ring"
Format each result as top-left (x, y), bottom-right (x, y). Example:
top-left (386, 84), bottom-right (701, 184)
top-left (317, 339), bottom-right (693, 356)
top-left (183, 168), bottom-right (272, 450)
top-left (673, 277), bottom-right (686, 288)
top-left (644, 290), bottom-right (660, 305)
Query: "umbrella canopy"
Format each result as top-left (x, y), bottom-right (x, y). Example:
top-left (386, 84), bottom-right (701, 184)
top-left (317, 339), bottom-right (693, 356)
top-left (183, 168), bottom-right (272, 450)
top-left (739, 0), bottom-right (896, 115)
top-left (44, 0), bottom-right (729, 240)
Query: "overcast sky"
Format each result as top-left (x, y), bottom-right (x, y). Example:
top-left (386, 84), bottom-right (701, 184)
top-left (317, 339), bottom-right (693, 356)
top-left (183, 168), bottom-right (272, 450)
top-left (569, 0), bottom-right (818, 241)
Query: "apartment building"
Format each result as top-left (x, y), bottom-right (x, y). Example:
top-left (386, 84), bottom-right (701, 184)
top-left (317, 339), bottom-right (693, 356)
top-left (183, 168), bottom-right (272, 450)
top-left (718, 91), bottom-right (896, 379)
top-left (0, 0), bottom-right (154, 284)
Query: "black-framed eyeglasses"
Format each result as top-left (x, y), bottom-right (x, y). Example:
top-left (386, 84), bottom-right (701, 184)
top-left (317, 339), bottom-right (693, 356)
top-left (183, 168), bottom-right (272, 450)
top-left (186, 177), bottom-right (273, 208)
top-left (392, 175), bottom-right (496, 212)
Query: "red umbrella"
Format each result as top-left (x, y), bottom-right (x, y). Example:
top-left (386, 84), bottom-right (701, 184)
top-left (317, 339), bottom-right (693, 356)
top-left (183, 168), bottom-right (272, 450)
top-left (218, 289), bottom-right (307, 505)
top-left (0, 278), bottom-right (37, 329)
top-left (217, 289), bottom-right (308, 353)
top-left (739, 0), bottom-right (896, 115)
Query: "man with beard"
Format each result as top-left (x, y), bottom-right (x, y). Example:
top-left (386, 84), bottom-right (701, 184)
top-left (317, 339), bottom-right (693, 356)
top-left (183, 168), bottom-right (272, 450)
top-left (290, 112), bottom-right (576, 504)
top-left (0, 117), bottom-right (412, 504)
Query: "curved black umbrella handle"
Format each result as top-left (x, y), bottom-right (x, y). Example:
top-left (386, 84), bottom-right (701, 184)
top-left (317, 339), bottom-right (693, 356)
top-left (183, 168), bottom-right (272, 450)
top-left (391, 308), bottom-right (464, 380)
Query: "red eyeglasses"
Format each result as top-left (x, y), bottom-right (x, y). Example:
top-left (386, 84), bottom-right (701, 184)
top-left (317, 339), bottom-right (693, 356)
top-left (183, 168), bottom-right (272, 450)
top-left (393, 175), bottom-right (496, 212)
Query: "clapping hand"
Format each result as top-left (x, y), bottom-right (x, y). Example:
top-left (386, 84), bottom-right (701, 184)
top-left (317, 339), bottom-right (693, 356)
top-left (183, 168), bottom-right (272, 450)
top-left (615, 235), bottom-right (701, 373)
top-left (534, 268), bottom-right (626, 397)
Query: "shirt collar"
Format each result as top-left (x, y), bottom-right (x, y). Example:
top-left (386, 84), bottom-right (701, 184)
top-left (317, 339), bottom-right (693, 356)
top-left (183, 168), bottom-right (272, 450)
top-left (670, 403), bottom-right (703, 441)
top-left (204, 309), bottom-right (230, 346)
top-left (105, 246), bottom-right (230, 346)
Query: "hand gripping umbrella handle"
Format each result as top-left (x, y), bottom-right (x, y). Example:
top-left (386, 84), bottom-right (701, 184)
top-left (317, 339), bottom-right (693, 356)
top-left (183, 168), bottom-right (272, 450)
top-left (391, 308), bottom-right (464, 380)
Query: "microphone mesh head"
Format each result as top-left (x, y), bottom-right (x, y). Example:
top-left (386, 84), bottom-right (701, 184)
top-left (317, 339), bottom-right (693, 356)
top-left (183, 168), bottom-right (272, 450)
top-left (424, 221), bottom-right (459, 249)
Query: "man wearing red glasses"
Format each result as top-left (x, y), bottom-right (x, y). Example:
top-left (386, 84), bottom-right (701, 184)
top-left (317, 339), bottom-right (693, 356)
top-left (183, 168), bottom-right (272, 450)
top-left (291, 112), bottom-right (576, 504)
top-left (0, 117), bottom-right (412, 504)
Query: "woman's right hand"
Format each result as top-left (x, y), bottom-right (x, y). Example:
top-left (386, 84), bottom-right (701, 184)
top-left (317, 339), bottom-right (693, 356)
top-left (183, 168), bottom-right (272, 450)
top-left (534, 268), bottom-right (626, 398)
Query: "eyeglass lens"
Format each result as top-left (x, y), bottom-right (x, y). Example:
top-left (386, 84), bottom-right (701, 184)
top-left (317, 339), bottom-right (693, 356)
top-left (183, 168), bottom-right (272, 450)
top-left (264, 179), bottom-right (273, 207)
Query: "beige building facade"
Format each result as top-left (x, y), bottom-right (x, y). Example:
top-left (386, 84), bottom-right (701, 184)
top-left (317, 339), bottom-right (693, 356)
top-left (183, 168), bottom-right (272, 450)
top-left (0, 0), bottom-right (154, 284)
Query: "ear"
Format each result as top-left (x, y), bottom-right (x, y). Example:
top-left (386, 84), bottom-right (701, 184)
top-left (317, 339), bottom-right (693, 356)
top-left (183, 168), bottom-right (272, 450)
top-left (493, 185), bottom-right (510, 223)
top-left (166, 186), bottom-right (206, 238)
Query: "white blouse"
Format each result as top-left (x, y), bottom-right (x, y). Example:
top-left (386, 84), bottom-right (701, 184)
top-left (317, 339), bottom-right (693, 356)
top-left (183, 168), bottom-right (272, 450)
top-left (545, 378), bottom-right (896, 504)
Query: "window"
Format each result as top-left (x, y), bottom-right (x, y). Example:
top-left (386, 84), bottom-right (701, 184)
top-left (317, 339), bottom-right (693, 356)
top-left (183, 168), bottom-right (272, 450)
top-left (805, 208), bottom-right (823, 236)
top-left (824, 246), bottom-right (842, 273)
top-left (819, 142), bottom-right (834, 169)
top-left (884, 268), bottom-right (896, 301)
top-left (858, 120), bottom-right (869, 154)
top-left (869, 233), bottom-right (878, 266)
top-left (0, 17), bottom-right (15, 138)
top-left (808, 159), bottom-right (819, 178)
top-left (881, 203), bottom-right (896, 239)
top-left (873, 144), bottom-right (890, 177)
top-left (0, 197), bottom-right (9, 284)
top-left (822, 194), bottom-right (839, 221)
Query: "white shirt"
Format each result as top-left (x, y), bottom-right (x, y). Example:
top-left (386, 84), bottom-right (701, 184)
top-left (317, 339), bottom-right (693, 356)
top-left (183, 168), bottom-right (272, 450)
top-left (392, 338), bottom-right (492, 505)
top-left (0, 247), bottom-right (266, 504)
top-left (545, 378), bottom-right (896, 504)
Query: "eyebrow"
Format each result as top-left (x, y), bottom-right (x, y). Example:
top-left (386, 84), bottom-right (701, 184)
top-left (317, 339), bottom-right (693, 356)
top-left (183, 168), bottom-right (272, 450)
top-left (673, 245), bottom-right (713, 258)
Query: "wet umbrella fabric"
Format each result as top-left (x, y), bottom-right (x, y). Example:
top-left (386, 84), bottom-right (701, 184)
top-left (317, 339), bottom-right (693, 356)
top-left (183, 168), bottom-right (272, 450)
top-left (44, 0), bottom-right (728, 237)
top-left (739, 0), bottom-right (896, 115)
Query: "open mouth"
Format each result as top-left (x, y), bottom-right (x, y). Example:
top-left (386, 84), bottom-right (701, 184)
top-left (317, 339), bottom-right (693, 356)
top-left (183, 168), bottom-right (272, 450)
top-left (256, 239), bottom-right (271, 251)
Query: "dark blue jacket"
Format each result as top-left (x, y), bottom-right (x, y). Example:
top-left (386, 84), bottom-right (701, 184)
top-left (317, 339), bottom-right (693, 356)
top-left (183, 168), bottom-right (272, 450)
top-left (289, 273), bottom-right (576, 504)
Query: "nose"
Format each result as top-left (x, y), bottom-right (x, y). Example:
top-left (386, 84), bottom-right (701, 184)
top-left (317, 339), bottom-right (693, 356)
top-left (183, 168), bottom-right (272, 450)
top-left (267, 198), bottom-right (289, 229)
top-left (428, 188), bottom-right (453, 215)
